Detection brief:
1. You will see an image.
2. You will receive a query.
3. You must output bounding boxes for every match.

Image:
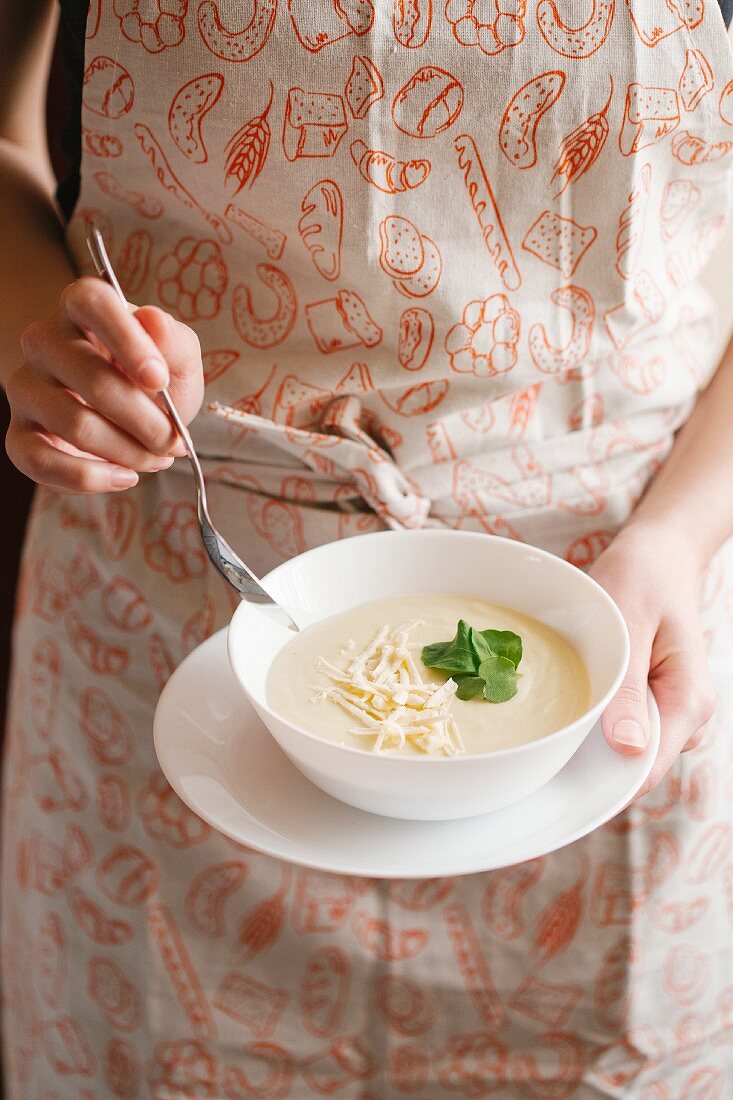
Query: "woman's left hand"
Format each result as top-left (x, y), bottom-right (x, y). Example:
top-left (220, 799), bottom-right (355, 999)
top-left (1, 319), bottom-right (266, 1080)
top-left (589, 522), bottom-right (717, 797)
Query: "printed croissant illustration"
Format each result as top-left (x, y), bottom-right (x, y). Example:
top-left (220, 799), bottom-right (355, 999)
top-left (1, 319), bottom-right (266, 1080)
top-left (350, 140), bottom-right (430, 194)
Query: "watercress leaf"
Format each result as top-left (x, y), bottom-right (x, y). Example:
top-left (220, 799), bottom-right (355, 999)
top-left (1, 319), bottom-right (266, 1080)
top-left (421, 620), bottom-right (478, 675)
top-left (469, 626), bottom-right (495, 666)
top-left (453, 675), bottom-right (486, 701)
top-left (480, 629), bottom-right (522, 669)
top-left (478, 655), bottom-right (519, 703)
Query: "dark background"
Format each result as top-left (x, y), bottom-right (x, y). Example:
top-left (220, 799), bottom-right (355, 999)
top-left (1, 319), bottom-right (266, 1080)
top-left (0, 401), bottom-right (31, 730)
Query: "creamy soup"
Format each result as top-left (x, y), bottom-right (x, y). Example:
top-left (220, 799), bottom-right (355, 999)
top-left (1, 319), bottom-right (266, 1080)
top-left (266, 594), bottom-right (591, 756)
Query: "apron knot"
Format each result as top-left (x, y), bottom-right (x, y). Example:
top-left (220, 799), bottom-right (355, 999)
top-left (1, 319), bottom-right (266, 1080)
top-left (207, 397), bottom-right (431, 531)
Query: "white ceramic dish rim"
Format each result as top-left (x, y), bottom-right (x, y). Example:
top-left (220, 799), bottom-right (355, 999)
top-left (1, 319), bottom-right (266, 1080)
top-left (227, 529), bottom-right (631, 765)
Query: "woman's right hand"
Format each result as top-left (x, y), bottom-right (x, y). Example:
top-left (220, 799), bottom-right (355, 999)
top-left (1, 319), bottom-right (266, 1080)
top-left (5, 277), bottom-right (205, 493)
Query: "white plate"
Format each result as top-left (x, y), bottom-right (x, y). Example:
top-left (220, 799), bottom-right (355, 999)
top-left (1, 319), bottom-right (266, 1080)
top-left (154, 630), bottom-right (660, 878)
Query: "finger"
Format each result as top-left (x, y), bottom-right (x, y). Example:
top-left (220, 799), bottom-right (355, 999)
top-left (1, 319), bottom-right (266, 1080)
top-left (60, 277), bottom-right (169, 391)
top-left (11, 366), bottom-right (175, 473)
top-left (602, 628), bottom-right (653, 756)
top-left (7, 422), bottom-right (138, 494)
top-left (135, 306), bottom-right (204, 430)
top-left (23, 316), bottom-right (180, 457)
top-left (637, 658), bottom-right (716, 795)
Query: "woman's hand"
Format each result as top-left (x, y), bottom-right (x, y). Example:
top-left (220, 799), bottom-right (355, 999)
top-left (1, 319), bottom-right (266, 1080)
top-left (5, 277), bottom-right (204, 493)
top-left (589, 522), bottom-right (716, 797)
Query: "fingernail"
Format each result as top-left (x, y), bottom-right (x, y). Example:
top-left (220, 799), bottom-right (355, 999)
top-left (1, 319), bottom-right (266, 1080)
top-left (613, 718), bottom-right (647, 748)
top-left (170, 438), bottom-right (188, 457)
top-left (139, 359), bottom-right (169, 391)
top-left (111, 468), bottom-right (139, 489)
top-left (151, 456), bottom-right (175, 471)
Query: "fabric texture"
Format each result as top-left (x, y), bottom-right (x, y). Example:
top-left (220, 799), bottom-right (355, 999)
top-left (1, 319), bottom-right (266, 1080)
top-left (4, 2), bottom-right (733, 1097)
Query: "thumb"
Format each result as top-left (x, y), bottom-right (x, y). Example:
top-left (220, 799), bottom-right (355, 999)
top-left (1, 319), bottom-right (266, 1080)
top-left (133, 305), bottom-right (204, 427)
top-left (602, 643), bottom-right (651, 755)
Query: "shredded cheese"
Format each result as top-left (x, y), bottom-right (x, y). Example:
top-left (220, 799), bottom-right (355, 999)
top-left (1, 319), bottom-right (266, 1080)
top-left (311, 621), bottom-right (465, 756)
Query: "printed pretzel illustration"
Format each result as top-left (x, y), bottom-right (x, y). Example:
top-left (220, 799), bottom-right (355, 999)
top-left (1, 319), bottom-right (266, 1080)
top-left (536, 0), bottom-right (614, 59)
top-left (528, 286), bottom-right (595, 375)
top-left (198, 0), bottom-right (277, 62)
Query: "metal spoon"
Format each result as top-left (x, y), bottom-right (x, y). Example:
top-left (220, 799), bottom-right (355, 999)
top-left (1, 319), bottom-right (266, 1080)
top-left (85, 223), bottom-right (300, 632)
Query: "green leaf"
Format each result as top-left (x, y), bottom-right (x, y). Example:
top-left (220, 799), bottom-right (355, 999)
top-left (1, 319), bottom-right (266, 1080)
top-left (469, 627), bottom-right (494, 666)
top-left (478, 655), bottom-right (520, 703)
top-left (453, 675), bottom-right (486, 701)
top-left (479, 629), bottom-right (522, 669)
top-left (421, 620), bottom-right (478, 676)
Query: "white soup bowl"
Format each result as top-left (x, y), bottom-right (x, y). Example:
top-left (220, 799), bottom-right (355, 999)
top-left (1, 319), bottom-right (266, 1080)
top-left (227, 530), bottom-right (629, 821)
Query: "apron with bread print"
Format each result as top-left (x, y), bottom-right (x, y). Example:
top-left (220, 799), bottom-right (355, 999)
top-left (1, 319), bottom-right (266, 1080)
top-left (3, 0), bottom-right (733, 1095)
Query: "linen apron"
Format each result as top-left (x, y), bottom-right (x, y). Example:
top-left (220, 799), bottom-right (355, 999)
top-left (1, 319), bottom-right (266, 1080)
top-left (4, 0), bottom-right (733, 1095)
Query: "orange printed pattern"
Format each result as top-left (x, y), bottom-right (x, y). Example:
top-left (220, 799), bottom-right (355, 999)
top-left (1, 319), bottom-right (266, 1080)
top-left (6, 0), bottom-right (733, 1095)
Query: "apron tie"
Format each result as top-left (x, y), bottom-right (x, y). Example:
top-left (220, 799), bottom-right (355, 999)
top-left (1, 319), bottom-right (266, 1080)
top-left (207, 397), bottom-right (431, 531)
